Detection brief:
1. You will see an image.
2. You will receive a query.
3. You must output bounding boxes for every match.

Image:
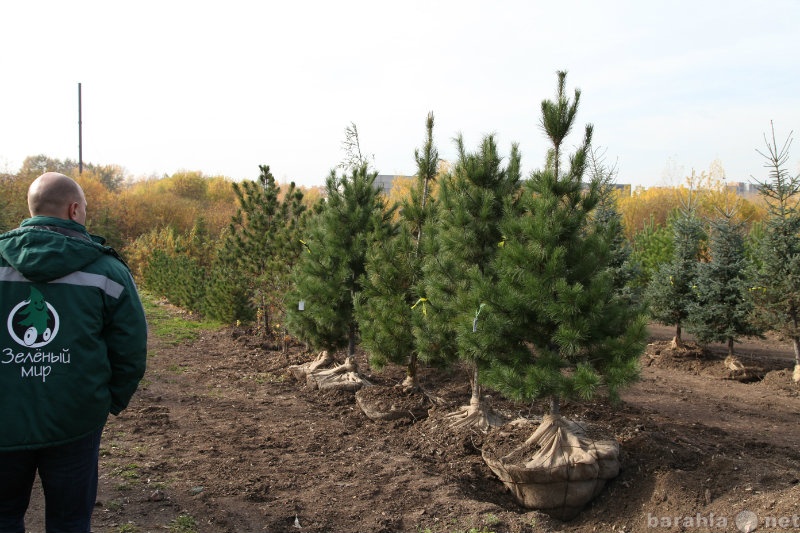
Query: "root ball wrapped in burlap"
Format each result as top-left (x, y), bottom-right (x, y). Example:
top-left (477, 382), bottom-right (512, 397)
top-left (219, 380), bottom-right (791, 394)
top-left (482, 414), bottom-right (620, 521)
top-left (287, 351), bottom-right (334, 382)
top-left (307, 356), bottom-right (370, 392)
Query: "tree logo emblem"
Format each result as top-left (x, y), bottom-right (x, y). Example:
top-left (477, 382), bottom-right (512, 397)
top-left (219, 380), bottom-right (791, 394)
top-left (6, 287), bottom-right (60, 348)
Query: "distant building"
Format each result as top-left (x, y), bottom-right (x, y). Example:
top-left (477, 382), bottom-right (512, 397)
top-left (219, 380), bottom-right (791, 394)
top-left (726, 181), bottom-right (760, 197)
top-left (608, 183), bottom-right (633, 195)
top-left (374, 174), bottom-right (413, 195)
top-left (580, 182), bottom-right (633, 195)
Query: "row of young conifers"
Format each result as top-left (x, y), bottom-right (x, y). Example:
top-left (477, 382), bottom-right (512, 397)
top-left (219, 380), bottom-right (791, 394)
top-left (129, 73), bottom-right (800, 408)
top-left (129, 71), bottom-right (800, 519)
top-left (3, 71), bottom-right (796, 520)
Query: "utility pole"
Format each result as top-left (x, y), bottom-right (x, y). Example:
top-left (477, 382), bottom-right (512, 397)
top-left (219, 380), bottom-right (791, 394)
top-left (78, 82), bottom-right (83, 174)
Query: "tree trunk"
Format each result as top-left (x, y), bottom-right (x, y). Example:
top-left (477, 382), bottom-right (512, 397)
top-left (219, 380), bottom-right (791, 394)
top-left (259, 292), bottom-right (269, 338)
top-left (443, 364), bottom-right (504, 430)
top-left (727, 337), bottom-right (735, 357)
top-left (348, 322), bottom-right (356, 358)
top-left (470, 366), bottom-right (481, 406)
top-left (402, 352), bottom-right (419, 390)
top-left (671, 323), bottom-right (685, 350)
top-left (264, 303), bottom-right (271, 339)
top-left (793, 336), bottom-right (800, 383)
top-left (549, 395), bottom-right (561, 417)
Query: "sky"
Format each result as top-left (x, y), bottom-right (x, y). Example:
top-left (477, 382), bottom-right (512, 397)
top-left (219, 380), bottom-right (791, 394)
top-left (1, 0), bottom-right (798, 190)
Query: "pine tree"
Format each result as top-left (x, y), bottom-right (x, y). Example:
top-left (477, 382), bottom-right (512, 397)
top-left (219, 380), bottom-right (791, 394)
top-left (646, 199), bottom-right (705, 347)
top-left (203, 256), bottom-right (255, 323)
top-left (138, 223), bottom-right (210, 313)
top-left (686, 208), bottom-right (761, 355)
top-left (421, 132), bottom-right (521, 428)
top-left (355, 113), bottom-right (438, 388)
top-left (219, 165), bottom-right (306, 336)
top-left (355, 223), bottom-right (415, 363)
top-left (286, 163), bottom-right (393, 360)
top-left (479, 71), bottom-right (647, 415)
top-left (748, 123), bottom-right (800, 381)
top-left (631, 215), bottom-right (674, 283)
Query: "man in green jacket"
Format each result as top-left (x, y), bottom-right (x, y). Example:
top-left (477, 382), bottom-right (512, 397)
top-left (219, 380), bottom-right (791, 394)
top-left (0, 172), bottom-right (147, 533)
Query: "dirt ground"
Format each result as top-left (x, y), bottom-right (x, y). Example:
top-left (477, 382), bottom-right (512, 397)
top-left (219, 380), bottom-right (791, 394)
top-left (24, 312), bottom-right (800, 533)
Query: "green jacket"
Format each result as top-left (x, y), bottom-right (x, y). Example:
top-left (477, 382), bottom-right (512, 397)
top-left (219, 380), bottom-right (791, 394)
top-left (0, 216), bottom-right (147, 451)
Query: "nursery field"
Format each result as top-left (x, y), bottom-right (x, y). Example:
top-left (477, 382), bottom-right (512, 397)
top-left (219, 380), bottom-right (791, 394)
top-left (25, 306), bottom-right (800, 533)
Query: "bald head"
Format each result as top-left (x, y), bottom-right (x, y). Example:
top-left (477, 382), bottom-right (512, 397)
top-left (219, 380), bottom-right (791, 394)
top-left (27, 172), bottom-right (87, 224)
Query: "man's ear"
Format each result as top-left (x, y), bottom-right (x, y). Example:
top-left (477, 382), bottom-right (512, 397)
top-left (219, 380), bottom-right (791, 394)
top-left (68, 202), bottom-right (80, 221)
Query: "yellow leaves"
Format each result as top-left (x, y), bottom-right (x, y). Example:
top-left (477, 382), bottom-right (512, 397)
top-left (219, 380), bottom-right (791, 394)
top-left (299, 186), bottom-right (325, 208)
top-left (386, 176), bottom-right (415, 207)
top-left (618, 182), bottom-right (764, 242)
top-left (617, 186), bottom-right (681, 241)
top-left (206, 177), bottom-right (236, 203)
top-left (117, 176), bottom-right (237, 244)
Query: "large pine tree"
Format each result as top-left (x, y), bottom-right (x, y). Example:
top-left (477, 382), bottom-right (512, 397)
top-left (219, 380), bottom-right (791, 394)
top-left (479, 71), bottom-right (647, 415)
top-left (421, 132), bottom-right (521, 428)
top-left (286, 163), bottom-right (393, 360)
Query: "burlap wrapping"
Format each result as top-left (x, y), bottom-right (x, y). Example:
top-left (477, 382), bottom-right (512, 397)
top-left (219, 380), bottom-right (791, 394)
top-left (482, 414), bottom-right (620, 521)
top-left (306, 357), bottom-right (370, 392)
top-left (288, 351), bottom-right (333, 381)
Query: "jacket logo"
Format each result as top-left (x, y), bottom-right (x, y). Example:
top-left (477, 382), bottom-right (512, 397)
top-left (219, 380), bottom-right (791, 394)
top-left (6, 287), bottom-right (60, 348)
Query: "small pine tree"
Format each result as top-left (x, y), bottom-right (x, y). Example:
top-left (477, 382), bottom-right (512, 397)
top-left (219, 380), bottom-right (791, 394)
top-left (356, 223), bottom-right (414, 365)
top-left (479, 71), bottom-right (647, 416)
top-left (202, 259), bottom-right (255, 324)
top-left (631, 215), bottom-right (674, 283)
top-left (646, 200), bottom-right (705, 347)
top-left (219, 165), bottom-right (306, 335)
top-left (138, 223), bottom-right (210, 313)
top-left (355, 113), bottom-right (439, 388)
top-left (286, 164), bottom-right (394, 359)
top-left (686, 208), bottom-right (761, 355)
top-left (748, 123), bottom-right (800, 381)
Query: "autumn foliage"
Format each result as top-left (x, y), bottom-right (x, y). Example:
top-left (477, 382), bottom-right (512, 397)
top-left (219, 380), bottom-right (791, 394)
top-left (0, 151), bottom-right (775, 337)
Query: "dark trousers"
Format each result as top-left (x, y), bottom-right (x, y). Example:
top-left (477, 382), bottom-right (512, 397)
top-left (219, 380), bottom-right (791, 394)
top-left (0, 428), bottom-right (103, 533)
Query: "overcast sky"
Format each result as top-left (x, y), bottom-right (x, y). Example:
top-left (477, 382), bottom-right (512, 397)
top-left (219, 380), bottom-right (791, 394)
top-left (2, 1), bottom-right (798, 189)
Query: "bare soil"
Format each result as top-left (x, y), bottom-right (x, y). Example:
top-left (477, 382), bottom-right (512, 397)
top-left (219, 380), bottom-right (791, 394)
top-left (24, 314), bottom-right (800, 533)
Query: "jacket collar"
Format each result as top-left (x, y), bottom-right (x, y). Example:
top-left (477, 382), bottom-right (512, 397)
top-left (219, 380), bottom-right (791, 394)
top-left (21, 216), bottom-right (104, 245)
